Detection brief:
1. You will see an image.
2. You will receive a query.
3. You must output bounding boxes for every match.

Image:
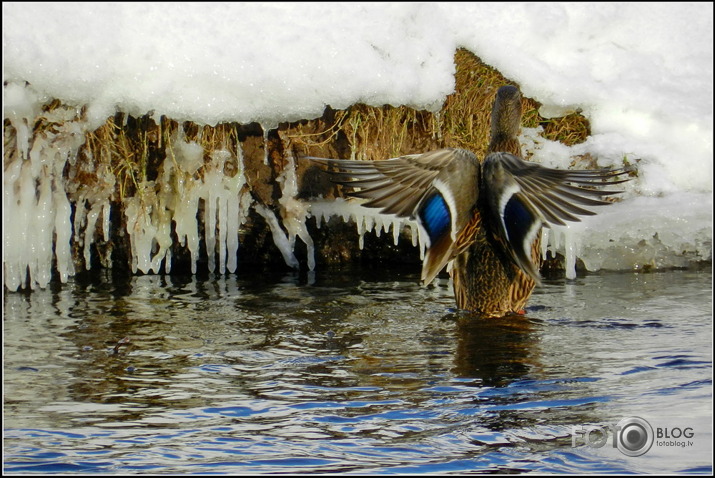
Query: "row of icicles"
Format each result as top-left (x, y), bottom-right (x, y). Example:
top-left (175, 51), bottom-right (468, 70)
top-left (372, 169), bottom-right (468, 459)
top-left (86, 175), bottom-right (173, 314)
top-left (3, 84), bottom-right (585, 291)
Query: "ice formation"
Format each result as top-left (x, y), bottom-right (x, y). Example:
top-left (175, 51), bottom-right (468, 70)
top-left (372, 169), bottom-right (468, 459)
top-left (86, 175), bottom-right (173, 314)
top-left (309, 199), bottom-right (427, 260)
top-left (123, 127), bottom-right (250, 276)
top-left (2, 81), bottom-right (437, 290)
top-left (276, 149), bottom-right (315, 271)
top-left (3, 83), bottom-right (85, 290)
top-left (3, 79), bottom-right (711, 292)
top-left (3, 3), bottom-right (712, 291)
top-left (3, 84), bottom-right (254, 290)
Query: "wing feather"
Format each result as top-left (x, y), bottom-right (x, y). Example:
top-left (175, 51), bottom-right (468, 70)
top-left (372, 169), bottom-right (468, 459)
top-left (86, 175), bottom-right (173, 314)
top-left (309, 149), bottom-right (481, 283)
top-left (482, 152), bottom-right (628, 280)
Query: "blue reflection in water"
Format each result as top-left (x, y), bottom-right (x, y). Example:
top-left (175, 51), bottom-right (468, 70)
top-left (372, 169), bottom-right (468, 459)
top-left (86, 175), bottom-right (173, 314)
top-left (3, 268), bottom-right (712, 474)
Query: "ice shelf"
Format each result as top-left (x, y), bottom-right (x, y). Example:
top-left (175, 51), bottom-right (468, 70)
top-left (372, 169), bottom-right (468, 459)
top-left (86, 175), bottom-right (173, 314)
top-left (3, 84), bottom-right (711, 291)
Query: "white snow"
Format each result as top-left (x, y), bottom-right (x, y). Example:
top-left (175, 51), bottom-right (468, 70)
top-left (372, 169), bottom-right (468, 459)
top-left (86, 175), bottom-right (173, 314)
top-left (2, 2), bottom-right (712, 289)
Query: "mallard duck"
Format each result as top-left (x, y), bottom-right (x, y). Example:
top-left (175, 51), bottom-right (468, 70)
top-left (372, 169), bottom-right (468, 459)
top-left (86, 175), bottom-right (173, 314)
top-left (310, 86), bottom-right (628, 317)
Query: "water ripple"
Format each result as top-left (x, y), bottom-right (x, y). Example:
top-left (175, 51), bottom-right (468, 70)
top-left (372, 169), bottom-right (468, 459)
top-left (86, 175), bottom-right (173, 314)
top-left (3, 269), bottom-right (712, 474)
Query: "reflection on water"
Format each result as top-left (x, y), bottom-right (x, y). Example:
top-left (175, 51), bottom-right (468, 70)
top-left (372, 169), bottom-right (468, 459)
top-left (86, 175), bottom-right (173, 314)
top-left (452, 314), bottom-right (537, 385)
top-left (3, 267), bottom-right (712, 474)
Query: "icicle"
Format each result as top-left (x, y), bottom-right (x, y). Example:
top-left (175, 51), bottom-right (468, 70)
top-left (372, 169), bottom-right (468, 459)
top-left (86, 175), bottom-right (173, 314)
top-left (4, 82), bottom-right (41, 161)
top-left (260, 123), bottom-right (277, 166)
top-left (277, 149), bottom-right (315, 270)
top-left (123, 196), bottom-right (141, 274)
top-left (540, 227), bottom-right (550, 260)
top-left (375, 217), bottom-right (387, 240)
top-left (11, 163), bottom-right (33, 288)
top-left (563, 229), bottom-right (577, 280)
top-left (391, 218), bottom-right (401, 245)
top-left (32, 173), bottom-right (54, 288)
top-left (563, 227), bottom-right (582, 280)
top-left (217, 190), bottom-right (229, 274)
top-left (255, 204), bottom-right (300, 269)
top-left (232, 187), bottom-right (253, 273)
top-left (173, 176), bottom-right (201, 274)
top-left (166, 128), bottom-right (249, 277)
top-left (53, 187), bottom-right (74, 282)
top-left (383, 218), bottom-right (394, 237)
top-left (552, 227), bottom-right (562, 253)
top-left (123, 179), bottom-right (173, 275)
top-left (232, 141), bottom-right (248, 271)
top-left (3, 83), bottom-right (86, 290)
top-left (127, 194), bottom-right (161, 275)
top-left (356, 213), bottom-right (366, 250)
top-left (83, 202), bottom-right (102, 270)
top-left (101, 202), bottom-right (111, 241)
top-left (202, 147), bottom-right (246, 275)
top-left (71, 158), bottom-right (115, 270)
top-left (166, 145), bottom-right (201, 274)
top-left (365, 214), bottom-right (376, 237)
top-left (307, 197), bottom-right (424, 260)
top-left (409, 222), bottom-right (419, 247)
top-left (372, 215), bottom-right (383, 237)
top-left (546, 224), bottom-right (584, 280)
top-left (218, 153), bottom-right (230, 273)
top-left (432, 111), bottom-right (442, 141)
top-left (226, 140), bottom-right (247, 274)
top-left (226, 184), bottom-right (240, 274)
top-left (415, 223), bottom-right (427, 260)
top-left (124, 189), bottom-right (154, 274)
top-left (155, 204), bottom-right (173, 274)
top-left (203, 167), bottom-right (219, 274)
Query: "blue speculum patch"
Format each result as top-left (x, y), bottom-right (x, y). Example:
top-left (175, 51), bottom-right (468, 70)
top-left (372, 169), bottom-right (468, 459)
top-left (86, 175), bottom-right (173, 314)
top-left (504, 195), bottom-right (533, 243)
top-left (420, 194), bottom-right (451, 243)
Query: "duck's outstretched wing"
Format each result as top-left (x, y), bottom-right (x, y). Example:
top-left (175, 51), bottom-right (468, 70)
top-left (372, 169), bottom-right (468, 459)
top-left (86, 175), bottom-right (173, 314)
top-left (481, 152), bottom-right (630, 281)
top-left (309, 148), bottom-right (481, 284)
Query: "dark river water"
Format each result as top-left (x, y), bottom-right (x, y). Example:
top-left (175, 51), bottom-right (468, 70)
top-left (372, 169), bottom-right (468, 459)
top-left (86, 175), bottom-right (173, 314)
top-left (3, 266), bottom-right (712, 474)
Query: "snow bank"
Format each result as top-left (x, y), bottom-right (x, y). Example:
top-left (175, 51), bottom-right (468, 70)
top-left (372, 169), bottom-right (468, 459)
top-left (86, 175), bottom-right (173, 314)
top-left (3, 2), bottom-right (712, 289)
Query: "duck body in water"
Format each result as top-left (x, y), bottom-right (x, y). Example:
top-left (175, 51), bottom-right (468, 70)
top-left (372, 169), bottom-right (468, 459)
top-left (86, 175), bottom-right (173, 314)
top-left (310, 86), bottom-right (629, 317)
top-left (454, 85), bottom-right (536, 315)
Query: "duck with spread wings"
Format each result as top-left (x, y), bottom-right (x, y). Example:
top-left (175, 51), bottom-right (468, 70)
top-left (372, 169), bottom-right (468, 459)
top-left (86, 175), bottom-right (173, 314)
top-left (310, 86), bottom-right (629, 317)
